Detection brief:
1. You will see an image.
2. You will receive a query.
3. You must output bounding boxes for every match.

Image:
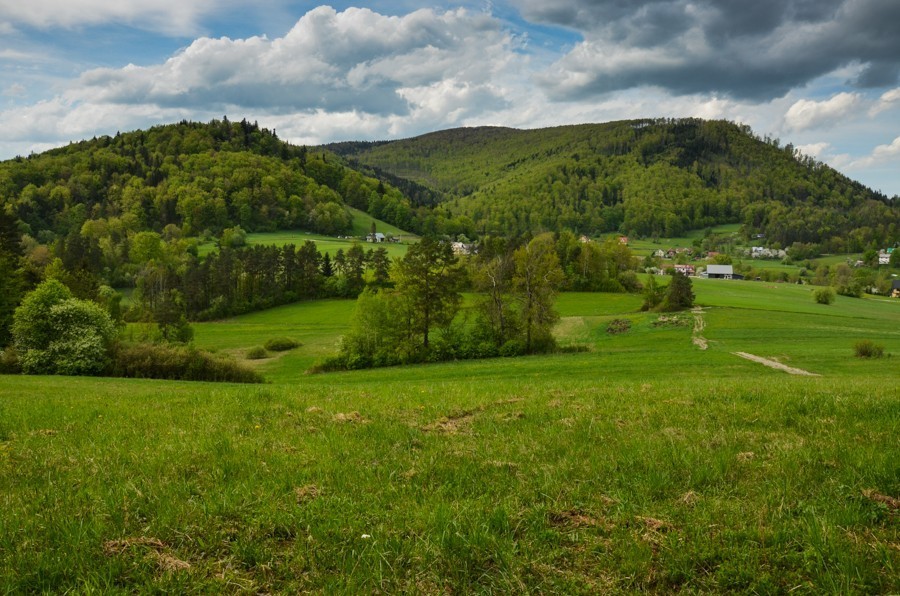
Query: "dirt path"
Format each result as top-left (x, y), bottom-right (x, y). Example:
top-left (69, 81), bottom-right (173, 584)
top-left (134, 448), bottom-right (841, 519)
top-left (691, 307), bottom-right (708, 350)
top-left (732, 352), bottom-right (820, 376)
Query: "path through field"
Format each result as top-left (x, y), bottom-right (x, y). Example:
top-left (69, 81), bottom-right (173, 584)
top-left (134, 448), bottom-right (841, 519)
top-left (691, 307), bottom-right (708, 350)
top-left (732, 352), bottom-right (820, 376)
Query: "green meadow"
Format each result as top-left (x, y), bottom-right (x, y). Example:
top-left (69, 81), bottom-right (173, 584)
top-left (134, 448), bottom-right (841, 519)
top-left (1, 278), bottom-right (898, 592)
top-left (197, 207), bottom-right (417, 259)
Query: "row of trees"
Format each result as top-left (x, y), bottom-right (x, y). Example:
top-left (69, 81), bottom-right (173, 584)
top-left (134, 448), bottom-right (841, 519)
top-left (327, 234), bottom-right (567, 369)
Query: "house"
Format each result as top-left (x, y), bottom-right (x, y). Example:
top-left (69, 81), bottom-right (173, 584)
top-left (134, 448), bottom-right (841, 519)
top-left (618, 236), bottom-right (629, 245)
top-left (673, 264), bottom-right (695, 276)
top-left (892, 279), bottom-right (900, 298)
top-left (579, 235), bottom-right (591, 244)
top-left (366, 232), bottom-right (386, 243)
top-left (705, 264), bottom-right (743, 280)
top-left (879, 248), bottom-right (894, 265)
top-left (652, 249), bottom-right (667, 258)
top-left (451, 242), bottom-right (474, 256)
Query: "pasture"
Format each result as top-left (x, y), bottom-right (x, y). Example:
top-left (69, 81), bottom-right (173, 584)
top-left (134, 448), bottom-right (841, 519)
top-left (197, 207), bottom-right (417, 259)
top-left (1, 278), bottom-right (898, 592)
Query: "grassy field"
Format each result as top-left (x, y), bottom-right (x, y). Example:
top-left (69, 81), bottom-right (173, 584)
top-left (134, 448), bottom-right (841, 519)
top-left (1, 279), bottom-right (898, 592)
top-left (198, 207), bottom-right (417, 259)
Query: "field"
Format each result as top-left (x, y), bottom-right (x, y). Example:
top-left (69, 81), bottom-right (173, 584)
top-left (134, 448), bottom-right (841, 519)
top-left (197, 207), bottom-right (417, 259)
top-left (1, 279), bottom-right (898, 592)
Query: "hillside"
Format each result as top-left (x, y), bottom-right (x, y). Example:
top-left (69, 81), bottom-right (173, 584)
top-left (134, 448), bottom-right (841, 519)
top-left (0, 119), bottom-right (415, 241)
top-left (329, 119), bottom-right (899, 251)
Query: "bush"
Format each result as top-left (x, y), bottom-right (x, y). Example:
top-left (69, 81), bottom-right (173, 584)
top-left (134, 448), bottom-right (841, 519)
top-left (112, 342), bottom-right (264, 383)
top-left (264, 337), bottom-right (301, 352)
top-left (0, 346), bottom-right (20, 374)
top-left (246, 346), bottom-right (268, 360)
top-left (13, 280), bottom-right (117, 376)
top-left (606, 319), bottom-right (632, 334)
top-left (499, 339), bottom-right (526, 357)
top-left (854, 340), bottom-right (884, 359)
top-left (813, 287), bottom-right (835, 305)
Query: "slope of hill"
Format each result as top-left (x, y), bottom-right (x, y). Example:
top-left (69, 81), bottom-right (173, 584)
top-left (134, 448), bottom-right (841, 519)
top-left (330, 119), bottom-right (899, 251)
top-left (0, 119), bottom-right (414, 241)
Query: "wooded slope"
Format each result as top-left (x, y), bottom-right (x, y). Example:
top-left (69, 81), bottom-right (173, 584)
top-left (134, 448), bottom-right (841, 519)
top-left (330, 119), bottom-right (898, 251)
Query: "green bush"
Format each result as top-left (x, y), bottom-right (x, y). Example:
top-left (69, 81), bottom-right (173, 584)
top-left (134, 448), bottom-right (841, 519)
top-left (112, 342), bottom-right (264, 383)
top-left (13, 279), bottom-right (117, 376)
top-left (264, 337), bottom-right (301, 352)
top-left (813, 287), bottom-right (835, 304)
top-left (246, 346), bottom-right (268, 360)
top-left (853, 340), bottom-right (884, 359)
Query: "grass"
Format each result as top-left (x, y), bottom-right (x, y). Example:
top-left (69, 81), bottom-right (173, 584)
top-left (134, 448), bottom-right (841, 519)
top-left (2, 278), bottom-right (899, 592)
top-left (197, 207), bottom-right (417, 259)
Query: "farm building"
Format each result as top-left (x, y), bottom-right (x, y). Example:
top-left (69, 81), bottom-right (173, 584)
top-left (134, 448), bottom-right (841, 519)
top-left (673, 264), bottom-right (695, 276)
top-left (366, 232), bottom-right (386, 243)
top-left (892, 279), bottom-right (900, 298)
top-left (704, 264), bottom-right (743, 280)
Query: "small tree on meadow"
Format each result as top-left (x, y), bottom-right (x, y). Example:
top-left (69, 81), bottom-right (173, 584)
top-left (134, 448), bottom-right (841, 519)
top-left (659, 271), bottom-right (695, 312)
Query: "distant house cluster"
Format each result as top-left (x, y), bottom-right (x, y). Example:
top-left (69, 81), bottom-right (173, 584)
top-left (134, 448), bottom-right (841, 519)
top-left (653, 247), bottom-right (694, 259)
top-left (748, 246), bottom-right (787, 259)
top-left (451, 242), bottom-right (475, 256)
top-left (366, 233), bottom-right (401, 243)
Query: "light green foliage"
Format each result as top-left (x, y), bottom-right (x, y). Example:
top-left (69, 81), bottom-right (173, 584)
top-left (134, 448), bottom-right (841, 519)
top-left (263, 337), bottom-right (300, 352)
top-left (219, 226), bottom-right (247, 249)
top-left (245, 346), bottom-right (268, 360)
top-left (513, 233), bottom-right (565, 352)
top-left (12, 279), bottom-right (116, 375)
top-left (813, 286), bottom-right (836, 305)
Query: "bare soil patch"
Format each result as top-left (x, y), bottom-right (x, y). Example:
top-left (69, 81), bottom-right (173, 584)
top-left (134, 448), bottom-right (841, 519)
top-left (733, 352), bottom-right (820, 376)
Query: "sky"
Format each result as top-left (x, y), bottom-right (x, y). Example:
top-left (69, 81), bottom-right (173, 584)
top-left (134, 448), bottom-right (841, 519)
top-left (1, 0), bottom-right (898, 196)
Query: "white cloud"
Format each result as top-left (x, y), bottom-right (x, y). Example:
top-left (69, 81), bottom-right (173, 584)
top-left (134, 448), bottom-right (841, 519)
top-left (0, 0), bottom-right (219, 35)
top-left (848, 136), bottom-right (900, 169)
top-left (65, 7), bottom-right (516, 120)
top-left (870, 87), bottom-right (900, 115)
top-left (796, 142), bottom-right (831, 159)
top-left (783, 92), bottom-right (863, 131)
top-left (2, 83), bottom-right (26, 98)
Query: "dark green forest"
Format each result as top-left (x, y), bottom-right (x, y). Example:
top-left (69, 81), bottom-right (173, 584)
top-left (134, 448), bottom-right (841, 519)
top-left (331, 119), bottom-right (899, 252)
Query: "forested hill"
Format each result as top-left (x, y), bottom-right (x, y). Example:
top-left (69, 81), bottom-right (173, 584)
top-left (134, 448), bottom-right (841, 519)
top-left (0, 118), bottom-right (415, 241)
top-left (329, 119), bottom-right (898, 252)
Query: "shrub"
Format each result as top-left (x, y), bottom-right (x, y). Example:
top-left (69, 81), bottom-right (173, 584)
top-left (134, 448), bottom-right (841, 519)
top-left (246, 346), bottom-right (268, 360)
top-left (112, 342), bottom-right (264, 383)
top-left (0, 346), bottom-right (20, 374)
top-left (606, 319), bottom-right (632, 334)
top-left (499, 339), bottom-right (526, 357)
top-left (13, 280), bottom-right (117, 376)
top-left (813, 287), bottom-right (835, 305)
top-left (853, 340), bottom-right (884, 359)
top-left (264, 337), bottom-right (301, 352)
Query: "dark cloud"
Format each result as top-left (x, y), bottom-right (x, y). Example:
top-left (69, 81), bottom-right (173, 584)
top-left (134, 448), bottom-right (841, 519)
top-left (515, 0), bottom-right (900, 99)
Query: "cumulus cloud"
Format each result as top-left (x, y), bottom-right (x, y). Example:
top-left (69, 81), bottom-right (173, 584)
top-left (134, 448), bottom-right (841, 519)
top-left (784, 92), bottom-right (863, 131)
top-left (517, 0), bottom-right (900, 100)
top-left (795, 142), bottom-right (832, 160)
top-left (66, 7), bottom-right (515, 119)
top-left (870, 87), bottom-right (900, 115)
top-left (0, 0), bottom-right (219, 35)
top-left (849, 136), bottom-right (900, 168)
